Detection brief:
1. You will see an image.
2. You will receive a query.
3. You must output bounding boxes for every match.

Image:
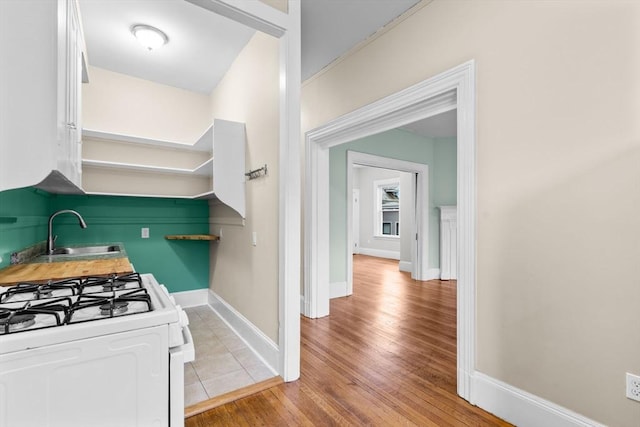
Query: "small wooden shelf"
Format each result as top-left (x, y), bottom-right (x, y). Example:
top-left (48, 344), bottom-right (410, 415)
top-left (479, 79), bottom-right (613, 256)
top-left (165, 234), bottom-right (220, 241)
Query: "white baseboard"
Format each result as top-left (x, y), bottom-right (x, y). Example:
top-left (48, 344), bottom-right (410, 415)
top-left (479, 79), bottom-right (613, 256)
top-left (472, 372), bottom-right (605, 427)
top-left (399, 261), bottom-right (412, 273)
top-left (330, 281), bottom-right (348, 299)
top-left (170, 289), bottom-right (208, 308)
top-left (207, 290), bottom-right (279, 375)
top-left (358, 247), bottom-right (400, 260)
top-left (425, 268), bottom-right (440, 280)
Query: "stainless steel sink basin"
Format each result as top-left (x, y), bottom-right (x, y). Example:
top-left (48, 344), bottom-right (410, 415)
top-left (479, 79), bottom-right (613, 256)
top-left (50, 245), bottom-right (122, 256)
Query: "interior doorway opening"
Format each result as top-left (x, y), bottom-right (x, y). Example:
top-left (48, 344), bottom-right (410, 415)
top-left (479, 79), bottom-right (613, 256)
top-left (341, 152), bottom-right (430, 299)
top-left (304, 61), bottom-right (475, 400)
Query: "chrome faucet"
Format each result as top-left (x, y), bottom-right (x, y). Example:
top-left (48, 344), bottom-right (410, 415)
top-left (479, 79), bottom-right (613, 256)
top-left (46, 210), bottom-right (87, 255)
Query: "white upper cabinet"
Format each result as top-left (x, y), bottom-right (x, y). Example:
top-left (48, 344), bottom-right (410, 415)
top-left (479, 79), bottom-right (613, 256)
top-left (0, 0), bottom-right (87, 193)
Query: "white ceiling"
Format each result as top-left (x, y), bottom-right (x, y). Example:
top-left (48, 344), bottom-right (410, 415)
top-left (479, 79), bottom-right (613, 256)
top-left (301, 0), bottom-right (420, 80)
top-left (78, 0), bottom-right (255, 94)
top-left (79, 0), bottom-right (453, 138)
top-left (79, 0), bottom-right (421, 94)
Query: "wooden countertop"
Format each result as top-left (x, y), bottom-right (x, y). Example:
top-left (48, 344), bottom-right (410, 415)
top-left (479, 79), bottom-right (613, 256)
top-left (0, 257), bottom-right (133, 285)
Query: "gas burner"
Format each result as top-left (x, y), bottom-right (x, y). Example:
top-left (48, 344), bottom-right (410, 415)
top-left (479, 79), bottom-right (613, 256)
top-left (0, 297), bottom-right (71, 335)
top-left (68, 288), bottom-right (151, 324)
top-left (81, 273), bottom-right (142, 295)
top-left (3, 314), bottom-right (36, 331)
top-left (0, 279), bottom-right (80, 303)
top-left (99, 301), bottom-right (129, 316)
top-left (102, 279), bottom-right (126, 292)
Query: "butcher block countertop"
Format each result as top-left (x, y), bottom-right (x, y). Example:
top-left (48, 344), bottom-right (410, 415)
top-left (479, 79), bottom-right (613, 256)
top-left (0, 244), bottom-right (134, 285)
top-left (0, 258), bottom-right (133, 285)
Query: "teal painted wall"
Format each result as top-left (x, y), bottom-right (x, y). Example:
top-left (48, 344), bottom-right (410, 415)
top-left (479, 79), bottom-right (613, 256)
top-left (0, 187), bottom-right (51, 268)
top-left (329, 129), bottom-right (456, 283)
top-left (0, 188), bottom-right (209, 292)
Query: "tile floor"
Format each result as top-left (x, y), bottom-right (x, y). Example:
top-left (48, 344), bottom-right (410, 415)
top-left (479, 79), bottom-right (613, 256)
top-left (184, 305), bottom-right (277, 407)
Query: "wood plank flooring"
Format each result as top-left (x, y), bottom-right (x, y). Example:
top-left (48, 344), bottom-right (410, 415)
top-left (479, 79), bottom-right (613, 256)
top-left (186, 255), bottom-right (511, 426)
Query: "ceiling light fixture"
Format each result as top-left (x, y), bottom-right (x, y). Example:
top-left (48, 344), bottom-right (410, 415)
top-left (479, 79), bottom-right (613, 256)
top-left (131, 24), bottom-right (168, 51)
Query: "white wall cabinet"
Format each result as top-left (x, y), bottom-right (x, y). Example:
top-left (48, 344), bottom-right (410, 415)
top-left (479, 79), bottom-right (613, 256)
top-left (81, 119), bottom-right (246, 218)
top-left (0, 0), bottom-right (87, 194)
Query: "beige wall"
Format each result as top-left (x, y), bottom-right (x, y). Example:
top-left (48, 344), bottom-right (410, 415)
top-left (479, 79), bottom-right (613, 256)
top-left (83, 66), bottom-right (211, 143)
top-left (302, 1), bottom-right (640, 425)
top-left (208, 32), bottom-right (280, 342)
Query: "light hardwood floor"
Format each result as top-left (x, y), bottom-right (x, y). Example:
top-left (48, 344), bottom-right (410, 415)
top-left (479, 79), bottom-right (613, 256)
top-left (186, 255), bottom-right (512, 426)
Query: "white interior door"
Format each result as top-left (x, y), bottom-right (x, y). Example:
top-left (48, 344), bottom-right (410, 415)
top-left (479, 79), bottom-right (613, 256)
top-left (352, 189), bottom-right (360, 254)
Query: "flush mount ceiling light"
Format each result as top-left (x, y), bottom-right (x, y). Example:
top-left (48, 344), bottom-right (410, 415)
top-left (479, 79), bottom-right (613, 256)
top-left (131, 24), bottom-right (168, 51)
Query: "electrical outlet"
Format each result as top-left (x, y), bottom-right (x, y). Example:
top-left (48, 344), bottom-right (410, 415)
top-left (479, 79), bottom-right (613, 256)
top-left (626, 373), bottom-right (640, 402)
top-left (141, 227), bottom-right (149, 239)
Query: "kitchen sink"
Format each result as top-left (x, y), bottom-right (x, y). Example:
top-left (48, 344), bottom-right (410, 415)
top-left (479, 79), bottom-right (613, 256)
top-left (50, 245), bottom-right (122, 256)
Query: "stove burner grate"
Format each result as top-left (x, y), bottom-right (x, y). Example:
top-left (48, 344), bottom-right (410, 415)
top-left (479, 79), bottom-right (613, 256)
top-left (5, 314), bottom-right (36, 331)
top-left (80, 273), bottom-right (142, 294)
top-left (99, 301), bottom-right (129, 316)
top-left (68, 288), bottom-right (151, 323)
top-left (0, 279), bottom-right (81, 303)
top-left (0, 297), bottom-right (72, 334)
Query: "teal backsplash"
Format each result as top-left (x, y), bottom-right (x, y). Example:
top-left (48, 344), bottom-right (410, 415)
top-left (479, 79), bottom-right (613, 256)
top-left (0, 188), bottom-right (209, 292)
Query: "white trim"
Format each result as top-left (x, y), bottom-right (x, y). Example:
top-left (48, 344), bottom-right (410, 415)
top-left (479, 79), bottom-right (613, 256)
top-left (346, 151), bottom-right (429, 298)
top-left (398, 260), bottom-right (412, 273)
top-left (472, 373), bottom-right (606, 427)
top-left (208, 289), bottom-right (279, 374)
top-left (305, 61), bottom-right (475, 401)
top-left (187, 0), bottom-right (300, 382)
top-left (330, 281), bottom-right (348, 299)
top-left (170, 289), bottom-right (208, 308)
top-left (358, 247), bottom-right (400, 260)
top-left (425, 268), bottom-right (441, 281)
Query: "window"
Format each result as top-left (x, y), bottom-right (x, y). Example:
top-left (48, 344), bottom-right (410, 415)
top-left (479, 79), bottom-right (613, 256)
top-left (374, 178), bottom-right (400, 237)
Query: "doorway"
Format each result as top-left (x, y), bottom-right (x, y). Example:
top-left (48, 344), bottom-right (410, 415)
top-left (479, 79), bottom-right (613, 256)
top-left (304, 61), bottom-right (476, 400)
top-left (345, 152), bottom-right (430, 297)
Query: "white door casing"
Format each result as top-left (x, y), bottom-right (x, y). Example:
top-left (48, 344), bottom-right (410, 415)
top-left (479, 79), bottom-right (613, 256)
top-left (347, 152), bottom-right (428, 296)
top-left (352, 188), bottom-right (360, 254)
top-left (304, 61), bottom-right (476, 401)
top-left (186, 0), bottom-right (301, 382)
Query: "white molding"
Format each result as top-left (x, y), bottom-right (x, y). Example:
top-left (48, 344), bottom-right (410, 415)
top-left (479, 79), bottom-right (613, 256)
top-left (398, 260), bottom-right (412, 273)
top-left (304, 61), bottom-right (476, 402)
top-left (358, 247), bottom-right (400, 260)
top-left (346, 151), bottom-right (429, 298)
top-left (330, 281), bottom-right (348, 299)
top-left (438, 206), bottom-right (457, 281)
top-left (208, 289), bottom-right (279, 374)
top-left (425, 268), bottom-right (441, 281)
top-left (170, 289), bottom-right (208, 308)
top-left (187, 0), bottom-right (301, 383)
top-left (472, 373), bottom-right (606, 427)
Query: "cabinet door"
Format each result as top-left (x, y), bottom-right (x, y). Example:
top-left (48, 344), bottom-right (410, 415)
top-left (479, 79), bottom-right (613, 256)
top-left (64, 0), bottom-right (83, 186)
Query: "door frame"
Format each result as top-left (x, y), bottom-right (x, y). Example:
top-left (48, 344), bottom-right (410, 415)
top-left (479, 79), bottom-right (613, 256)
top-left (187, 0), bottom-right (301, 382)
top-left (352, 188), bottom-right (360, 255)
top-left (346, 151), bottom-right (429, 296)
top-left (304, 60), bottom-right (476, 400)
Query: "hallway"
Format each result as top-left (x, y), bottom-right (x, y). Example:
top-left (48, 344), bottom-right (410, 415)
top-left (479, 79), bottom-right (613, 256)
top-left (186, 255), bottom-right (511, 425)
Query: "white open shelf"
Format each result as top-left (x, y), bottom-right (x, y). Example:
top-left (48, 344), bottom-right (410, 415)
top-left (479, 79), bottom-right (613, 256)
top-left (81, 119), bottom-right (245, 218)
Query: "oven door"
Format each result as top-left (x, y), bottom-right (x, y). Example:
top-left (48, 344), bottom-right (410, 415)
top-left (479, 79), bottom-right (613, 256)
top-left (0, 325), bottom-right (169, 427)
top-left (169, 325), bottom-right (194, 427)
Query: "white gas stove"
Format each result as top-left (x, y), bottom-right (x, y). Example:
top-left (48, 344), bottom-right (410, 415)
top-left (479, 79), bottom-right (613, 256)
top-left (0, 272), bottom-right (194, 427)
